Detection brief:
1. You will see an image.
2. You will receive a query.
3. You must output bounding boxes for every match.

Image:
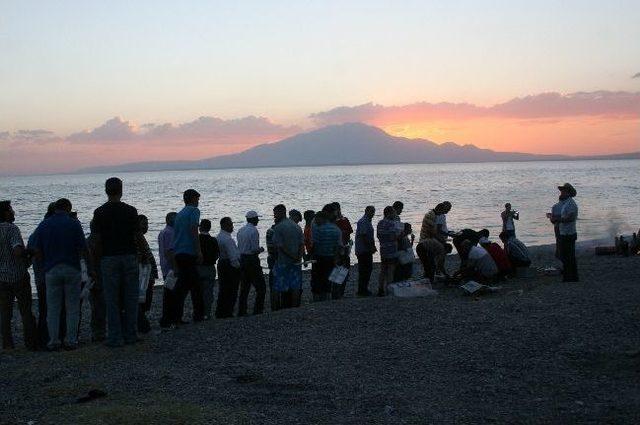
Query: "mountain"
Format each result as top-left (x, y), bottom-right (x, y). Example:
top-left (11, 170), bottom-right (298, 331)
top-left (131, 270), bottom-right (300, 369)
top-left (79, 123), bottom-right (638, 173)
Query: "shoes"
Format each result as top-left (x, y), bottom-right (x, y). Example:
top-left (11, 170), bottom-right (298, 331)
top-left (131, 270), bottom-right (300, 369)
top-left (64, 343), bottom-right (79, 351)
top-left (47, 343), bottom-right (62, 352)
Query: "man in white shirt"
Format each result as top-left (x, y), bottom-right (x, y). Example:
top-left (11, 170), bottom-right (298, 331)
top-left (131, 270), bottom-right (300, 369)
top-left (236, 211), bottom-right (266, 316)
top-left (457, 240), bottom-right (498, 283)
top-left (215, 217), bottom-right (241, 318)
top-left (552, 183), bottom-right (579, 282)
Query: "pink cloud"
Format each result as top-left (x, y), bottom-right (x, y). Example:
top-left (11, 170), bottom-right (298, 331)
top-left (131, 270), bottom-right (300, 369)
top-left (310, 91), bottom-right (640, 125)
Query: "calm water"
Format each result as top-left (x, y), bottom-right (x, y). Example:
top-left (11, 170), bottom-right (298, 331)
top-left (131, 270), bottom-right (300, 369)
top-left (2, 160), bottom-right (639, 267)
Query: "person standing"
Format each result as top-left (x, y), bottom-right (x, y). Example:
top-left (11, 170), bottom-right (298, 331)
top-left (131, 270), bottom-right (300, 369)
top-left (136, 215), bottom-right (158, 334)
top-left (501, 203), bottom-right (519, 239)
top-left (27, 202), bottom-right (57, 348)
top-left (332, 202), bottom-right (353, 298)
top-left (272, 204), bottom-right (305, 308)
top-left (91, 177), bottom-right (141, 347)
top-left (158, 211), bottom-right (177, 329)
top-left (85, 220), bottom-right (106, 341)
top-left (392, 201), bottom-right (414, 282)
top-left (376, 206), bottom-right (404, 296)
top-left (237, 211), bottom-right (266, 316)
top-left (197, 219), bottom-right (219, 320)
top-left (34, 198), bottom-right (88, 350)
top-left (173, 189), bottom-right (204, 323)
top-left (355, 206), bottom-right (376, 296)
top-left (303, 210), bottom-right (315, 259)
top-left (216, 217), bottom-right (241, 318)
top-left (311, 208), bottom-right (342, 301)
top-left (550, 197), bottom-right (564, 263)
top-left (553, 183), bottom-right (579, 282)
top-left (0, 201), bottom-right (37, 351)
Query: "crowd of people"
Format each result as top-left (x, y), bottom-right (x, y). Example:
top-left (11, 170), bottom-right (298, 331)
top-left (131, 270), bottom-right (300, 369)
top-left (0, 177), bottom-right (580, 352)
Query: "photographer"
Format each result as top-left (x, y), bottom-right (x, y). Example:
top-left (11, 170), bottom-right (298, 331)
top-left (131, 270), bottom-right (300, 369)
top-left (501, 203), bottom-right (519, 239)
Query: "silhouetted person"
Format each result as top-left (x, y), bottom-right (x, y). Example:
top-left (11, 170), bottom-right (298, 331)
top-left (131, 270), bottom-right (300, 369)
top-left (0, 200), bottom-right (37, 350)
top-left (376, 206), bottom-right (404, 296)
top-left (272, 204), bottom-right (304, 308)
top-left (34, 198), bottom-right (88, 350)
top-left (311, 206), bottom-right (342, 301)
top-left (237, 211), bottom-right (266, 316)
top-left (91, 177), bottom-right (141, 347)
top-left (136, 214), bottom-right (158, 334)
top-left (355, 206), bottom-right (376, 296)
top-left (501, 203), bottom-right (519, 239)
top-left (173, 189), bottom-right (204, 323)
top-left (197, 219), bottom-right (219, 319)
top-left (551, 183), bottom-right (579, 282)
top-left (216, 217), bottom-right (240, 318)
top-left (158, 211), bottom-right (177, 329)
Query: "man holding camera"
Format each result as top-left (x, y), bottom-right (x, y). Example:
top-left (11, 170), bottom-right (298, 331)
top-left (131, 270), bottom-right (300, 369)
top-left (501, 203), bottom-right (519, 239)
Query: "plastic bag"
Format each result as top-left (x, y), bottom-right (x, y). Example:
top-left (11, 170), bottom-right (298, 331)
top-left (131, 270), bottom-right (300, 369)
top-left (388, 279), bottom-right (437, 297)
top-left (138, 264), bottom-right (152, 302)
top-left (164, 270), bottom-right (178, 291)
top-left (329, 266), bottom-right (349, 285)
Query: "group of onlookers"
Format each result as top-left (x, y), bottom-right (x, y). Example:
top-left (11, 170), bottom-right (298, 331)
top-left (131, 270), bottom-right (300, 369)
top-left (0, 177), bottom-right (579, 351)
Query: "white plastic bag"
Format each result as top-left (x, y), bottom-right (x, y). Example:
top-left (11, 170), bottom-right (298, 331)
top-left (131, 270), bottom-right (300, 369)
top-left (164, 270), bottom-right (178, 291)
top-left (329, 266), bottom-right (349, 285)
top-left (388, 279), bottom-right (437, 297)
top-left (397, 248), bottom-right (415, 265)
top-left (138, 264), bottom-right (152, 302)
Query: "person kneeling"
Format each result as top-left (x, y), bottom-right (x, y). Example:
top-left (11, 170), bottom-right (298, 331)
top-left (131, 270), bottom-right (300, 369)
top-left (456, 240), bottom-right (498, 284)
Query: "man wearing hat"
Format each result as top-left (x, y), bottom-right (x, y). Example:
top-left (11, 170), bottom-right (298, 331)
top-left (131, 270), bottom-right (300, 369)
top-left (552, 183), bottom-right (579, 282)
top-left (236, 210), bottom-right (266, 316)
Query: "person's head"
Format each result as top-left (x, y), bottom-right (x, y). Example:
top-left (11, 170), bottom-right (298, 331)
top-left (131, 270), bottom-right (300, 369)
top-left (558, 183), bottom-right (577, 200)
top-left (314, 211), bottom-right (327, 225)
top-left (392, 201), bottom-right (404, 215)
top-left (478, 228), bottom-right (490, 239)
top-left (199, 219), bottom-right (212, 233)
top-left (459, 240), bottom-right (472, 256)
top-left (54, 198), bottom-right (72, 213)
top-left (138, 214), bottom-right (149, 234)
top-left (183, 189), bottom-right (200, 207)
top-left (220, 216), bottom-right (233, 233)
top-left (165, 212), bottom-right (177, 227)
top-left (364, 205), bottom-right (375, 219)
top-left (245, 210), bottom-right (260, 225)
top-left (289, 209), bottom-right (302, 224)
top-left (331, 202), bottom-right (341, 218)
top-left (0, 200), bottom-right (15, 223)
top-left (505, 203), bottom-right (512, 211)
top-left (434, 201), bottom-right (451, 215)
top-left (404, 222), bottom-right (412, 234)
top-left (44, 202), bottom-right (56, 219)
top-left (105, 177), bottom-right (123, 200)
top-left (323, 204), bottom-right (337, 222)
top-left (273, 204), bottom-right (287, 222)
top-left (383, 205), bottom-right (396, 220)
top-left (303, 210), bottom-right (315, 224)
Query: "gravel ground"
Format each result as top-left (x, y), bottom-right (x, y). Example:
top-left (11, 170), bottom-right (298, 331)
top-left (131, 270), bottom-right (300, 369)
top-left (1, 246), bottom-right (640, 424)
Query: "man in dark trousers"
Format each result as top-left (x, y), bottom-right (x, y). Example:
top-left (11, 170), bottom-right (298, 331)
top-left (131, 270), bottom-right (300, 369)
top-left (91, 177), bottom-right (141, 347)
top-left (172, 189), bottom-right (204, 323)
top-left (216, 217), bottom-right (241, 318)
top-left (550, 183), bottom-right (579, 282)
top-left (197, 219), bottom-right (218, 320)
top-left (355, 206), bottom-right (376, 296)
top-left (237, 211), bottom-right (266, 316)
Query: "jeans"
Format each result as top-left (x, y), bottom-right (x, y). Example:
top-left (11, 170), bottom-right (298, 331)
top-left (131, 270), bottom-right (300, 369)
top-left (356, 253), bottom-right (373, 295)
top-left (559, 233), bottom-right (579, 282)
top-left (238, 254), bottom-right (266, 315)
top-left (45, 263), bottom-right (81, 347)
top-left (101, 255), bottom-right (139, 346)
top-left (216, 260), bottom-right (240, 318)
top-left (197, 265), bottom-right (217, 318)
top-left (0, 274), bottom-right (37, 350)
top-left (175, 254), bottom-right (204, 322)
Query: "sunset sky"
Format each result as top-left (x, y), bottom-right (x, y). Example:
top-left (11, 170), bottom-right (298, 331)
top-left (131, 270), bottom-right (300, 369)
top-left (1, 0), bottom-right (639, 174)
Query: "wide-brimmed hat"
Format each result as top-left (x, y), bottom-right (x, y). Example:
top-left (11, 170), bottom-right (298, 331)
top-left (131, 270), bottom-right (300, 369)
top-left (557, 183), bottom-right (577, 197)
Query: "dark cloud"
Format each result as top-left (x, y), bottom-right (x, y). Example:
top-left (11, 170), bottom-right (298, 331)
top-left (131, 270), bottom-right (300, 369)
top-left (0, 129), bottom-right (60, 146)
top-left (67, 117), bottom-right (136, 143)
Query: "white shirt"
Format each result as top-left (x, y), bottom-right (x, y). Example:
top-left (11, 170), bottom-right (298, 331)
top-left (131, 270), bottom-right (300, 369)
top-left (236, 223), bottom-right (261, 255)
top-left (435, 214), bottom-right (448, 235)
top-left (559, 198), bottom-right (578, 236)
top-left (468, 245), bottom-right (498, 278)
top-left (216, 230), bottom-right (240, 268)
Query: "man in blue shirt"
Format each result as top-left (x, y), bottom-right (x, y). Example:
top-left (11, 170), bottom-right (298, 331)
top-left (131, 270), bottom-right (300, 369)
top-left (34, 198), bottom-right (87, 350)
top-left (311, 205), bottom-right (342, 302)
top-left (355, 206), bottom-right (376, 297)
top-left (172, 189), bottom-right (204, 323)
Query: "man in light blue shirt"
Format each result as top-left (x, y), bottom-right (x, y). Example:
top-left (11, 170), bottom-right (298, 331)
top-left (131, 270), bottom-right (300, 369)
top-left (172, 189), bottom-right (204, 324)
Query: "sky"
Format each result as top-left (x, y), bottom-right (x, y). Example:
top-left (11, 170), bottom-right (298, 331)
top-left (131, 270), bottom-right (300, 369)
top-left (1, 0), bottom-right (639, 174)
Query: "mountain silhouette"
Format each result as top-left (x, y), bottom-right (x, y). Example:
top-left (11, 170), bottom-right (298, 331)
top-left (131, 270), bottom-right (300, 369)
top-left (79, 123), bottom-right (638, 173)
